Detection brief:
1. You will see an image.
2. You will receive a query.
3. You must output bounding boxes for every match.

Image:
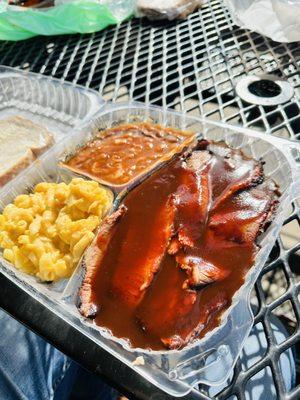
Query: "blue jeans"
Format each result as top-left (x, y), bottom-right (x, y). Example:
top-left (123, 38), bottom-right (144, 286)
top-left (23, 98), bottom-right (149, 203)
top-left (0, 309), bottom-right (118, 400)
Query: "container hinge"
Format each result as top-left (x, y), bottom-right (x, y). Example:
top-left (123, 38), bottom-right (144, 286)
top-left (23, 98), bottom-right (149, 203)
top-left (169, 344), bottom-right (232, 386)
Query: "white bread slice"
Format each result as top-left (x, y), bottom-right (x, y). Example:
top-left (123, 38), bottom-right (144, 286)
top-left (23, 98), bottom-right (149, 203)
top-left (0, 116), bottom-right (54, 187)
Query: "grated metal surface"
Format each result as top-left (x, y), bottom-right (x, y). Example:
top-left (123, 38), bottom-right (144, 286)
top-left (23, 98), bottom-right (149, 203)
top-left (0, 0), bottom-right (300, 399)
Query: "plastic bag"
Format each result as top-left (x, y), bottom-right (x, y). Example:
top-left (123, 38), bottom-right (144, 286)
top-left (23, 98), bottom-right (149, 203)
top-left (136, 0), bottom-right (202, 20)
top-left (0, 0), bottom-right (134, 41)
top-left (225, 0), bottom-right (300, 43)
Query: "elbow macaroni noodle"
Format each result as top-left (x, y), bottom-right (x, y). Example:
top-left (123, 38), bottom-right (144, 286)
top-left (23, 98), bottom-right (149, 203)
top-left (0, 178), bottom-right (113, 281)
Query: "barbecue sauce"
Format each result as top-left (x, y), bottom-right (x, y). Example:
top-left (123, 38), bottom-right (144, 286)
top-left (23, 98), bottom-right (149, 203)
top-left (85, 145), bottom-right (278, 350)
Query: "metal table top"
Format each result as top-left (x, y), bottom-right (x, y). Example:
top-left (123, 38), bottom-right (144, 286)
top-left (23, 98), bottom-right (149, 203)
top-left (0, 0), bottom-right (299, 398)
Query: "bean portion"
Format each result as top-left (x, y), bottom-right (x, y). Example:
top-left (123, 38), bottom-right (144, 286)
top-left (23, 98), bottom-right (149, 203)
top-left (64, 122), bottom-right (193, 186)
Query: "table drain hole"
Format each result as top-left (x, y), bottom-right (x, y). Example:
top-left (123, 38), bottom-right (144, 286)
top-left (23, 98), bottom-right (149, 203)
top-left (248, 80), bottom-right (282, 98)
top-left (235, 74), bottom-right (294, 106)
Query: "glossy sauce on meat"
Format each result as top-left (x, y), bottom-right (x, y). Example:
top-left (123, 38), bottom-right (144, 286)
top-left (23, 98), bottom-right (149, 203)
top-left (82, 143), bottom-right (278, 350)
top-left (64, 122), bottom-right (192, 186)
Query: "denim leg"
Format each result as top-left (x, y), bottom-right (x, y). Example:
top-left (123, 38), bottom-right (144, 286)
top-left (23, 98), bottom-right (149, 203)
top-left (68, 366), bottom-right (120, 400)
top-left (0, 309), bottom-right (72, 400)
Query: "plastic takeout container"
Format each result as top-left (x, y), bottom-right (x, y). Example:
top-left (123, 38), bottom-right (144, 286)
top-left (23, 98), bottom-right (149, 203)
top-left (0, 100), bottom-right (299, 397)
top-left (0, 65), bottom-right (103, 131)
top-left (0, 65), bottom-right (103, 187)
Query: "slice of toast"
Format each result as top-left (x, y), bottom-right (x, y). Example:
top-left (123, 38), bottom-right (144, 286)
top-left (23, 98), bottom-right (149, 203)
top-left (0, 116), bottom-right (54, 187)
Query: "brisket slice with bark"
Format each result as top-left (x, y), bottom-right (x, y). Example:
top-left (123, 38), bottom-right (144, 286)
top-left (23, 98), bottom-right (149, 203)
top-left (176, 254), bottom-right (230, 289)
top-left (167, 150), bottom-right (212, 255)
top-left (79, 205), bottom-right (127, 318)
top-left (172, 151), bottom-right (212, 248)
top-left (208, 143), bottom-right (264, 211)
top-left (111, 196), bottom-right (176, 307)
top-left (209, 181), bottom-right (279, 245)
top-left (161, 291), bottom-right (228, 349)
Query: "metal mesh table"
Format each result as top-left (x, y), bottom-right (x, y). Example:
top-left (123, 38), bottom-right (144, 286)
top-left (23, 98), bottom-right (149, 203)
top-left (0, 1), bottom-right (299, 399)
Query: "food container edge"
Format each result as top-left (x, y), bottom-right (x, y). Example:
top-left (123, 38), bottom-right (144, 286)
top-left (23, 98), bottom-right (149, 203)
top-left (0, 100), bottom-right (299, 397)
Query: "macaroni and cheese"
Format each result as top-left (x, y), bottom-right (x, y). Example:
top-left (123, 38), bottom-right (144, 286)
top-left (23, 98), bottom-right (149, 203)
top-left (0, 178), bottom-right (113, 281)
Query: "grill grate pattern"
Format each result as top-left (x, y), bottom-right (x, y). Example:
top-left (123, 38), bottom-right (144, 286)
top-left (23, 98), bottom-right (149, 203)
top-left (0, 0), bottom-right (300, 399)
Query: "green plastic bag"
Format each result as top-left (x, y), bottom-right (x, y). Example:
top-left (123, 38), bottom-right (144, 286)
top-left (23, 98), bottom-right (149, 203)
top-left (0, 0), bottom-right (134, 40)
